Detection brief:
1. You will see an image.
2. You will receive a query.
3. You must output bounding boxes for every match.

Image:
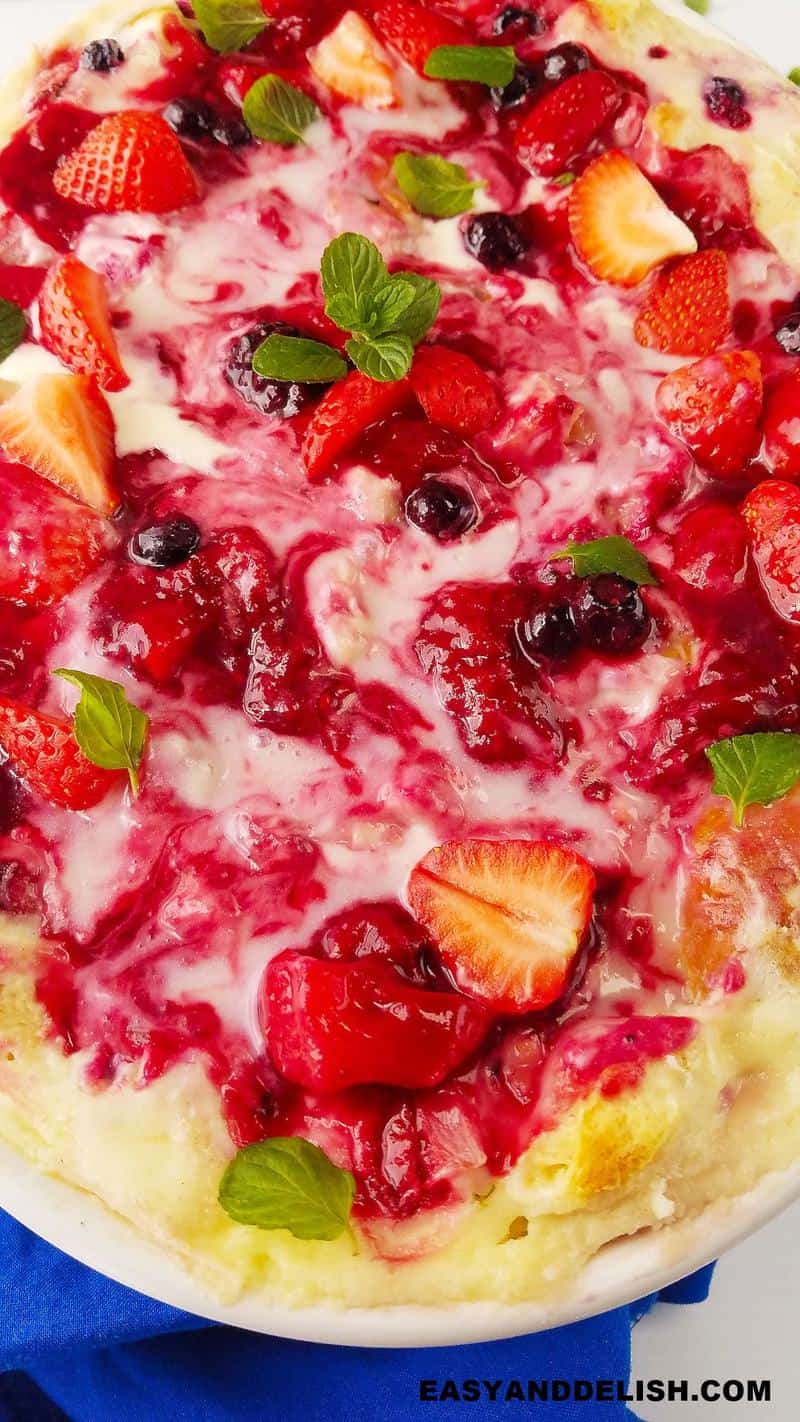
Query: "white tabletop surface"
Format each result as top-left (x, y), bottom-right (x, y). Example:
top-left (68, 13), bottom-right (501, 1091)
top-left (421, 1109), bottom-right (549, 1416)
top-left (0, 0), bottom-right (799, 1413)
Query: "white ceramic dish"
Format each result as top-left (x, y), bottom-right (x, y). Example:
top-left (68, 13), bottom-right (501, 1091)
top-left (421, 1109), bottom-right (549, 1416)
top-left (1, 0), bottom-right (800, 1348)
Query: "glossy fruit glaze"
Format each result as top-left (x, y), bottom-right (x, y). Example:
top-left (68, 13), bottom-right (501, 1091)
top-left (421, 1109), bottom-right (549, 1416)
top-left (0, 0), bottom-right (798, 1240)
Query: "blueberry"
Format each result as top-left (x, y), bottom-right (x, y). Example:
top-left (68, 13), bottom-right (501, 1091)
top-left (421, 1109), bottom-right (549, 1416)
top-left (79, 38), bottom-right (125, 72)
top-left (225, 321), bottom-right (322, 418)
top-left (775, 312), bottom-right (800, 356)
top-left (162, 97), bottom-right (216, 140)
top-left (492, 6), bottom-right (546, 37)
top-left (515, 603), bottom-right (579, 661)
top-left (463, 212), bottom-right (529, 271)
top-left (490, 64), bottom-right (541, 111)
top-left (212, 116), bottom-right (253, 147)
top-left (404, 480), bottom-right (477, 541)
top-left (541, 43), bottom-right (591, 85)
top-left (703, 76), bottom-right (751, 130)
top-left (129, 516), bottom-right (201, 569)
top-left (573, 574), bottom-right (651, 654)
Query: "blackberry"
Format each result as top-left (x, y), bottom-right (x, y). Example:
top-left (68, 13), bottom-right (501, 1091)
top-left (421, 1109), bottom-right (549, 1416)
top-left (492, 7), bottom-right (546, 37)
top-left (541, 43), bottom-right (591, 85)
top-left (516, 603), bottom-right (579, 661)
top-left (225, 321), bottom-right (322, 418)
top-left (573, 574), bottom-right (651, 654)
top-left (129, 516), bottom-right (201, 569)
top-left (404, 480), bottom-right (477, 541)
top-left (162, 97), bottom-right (216, 140)
top-left (79, 38), bottom-right (125, 72)
top-left (703, 76), bottom-right (751, 130)
top-left (775, 312), bottom-right (800, 356)
top-left (463, 212), bottom-right (529, 271)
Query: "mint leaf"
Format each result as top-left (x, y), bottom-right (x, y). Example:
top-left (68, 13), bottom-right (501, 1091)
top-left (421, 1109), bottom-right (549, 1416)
top-left (346, 333), bottom-right (413, 382)
top-left (706, 733), bottom-right (800, 827)
top-left (54, 670), bottom-right (149, 795)
top-left (552, 535), bottom-right (658, 587)
top-left (790, 67), bottom-right (800, 87)
top-left (390, 272), bottom-right (441, 343)
top-left (321, 233), bottom-right (387, 331)
top-left (252, 333), bottom-right (347, 382)
top-left (243, 74), bottom-right (318, 145)
top-left (393, 152), bottom-right (478, 219)
top-left (0, 299), bottom-right (25, 365)
top-left (552, 171), bottom-right (576, 188)
top-left (424, 44), bottom-right (516, 87)
top-left (366, 276), bottom-right (416, 336)
top-left (683, 0), bottom-right (709, 14)
top-left (192, 0), bottom-right (268, 54)
top-left (218, 1137), bottom-right (355, 1240)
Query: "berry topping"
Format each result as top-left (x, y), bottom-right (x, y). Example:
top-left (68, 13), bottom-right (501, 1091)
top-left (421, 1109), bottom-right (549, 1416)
top-left (489, 64), bottom-right (540, 111)
top-left (225, 321), bottom-right (322, 418)
top-left (0, 698), bottom-right (121, 810)
top-left (703, 75), bottom-right (751, 130)
top-left (634, 249), bottom-right (730, 356)
top-left (516, 602), bottom-right (579, 661)
top-left (0, 462), bottom-right (107, 608)
top-left (38, 255), bottom-right (128, 393)
top-left (513, 69), bottom-right (620, 177)
top-left (656, 351), bottom-right (763, 478)
top-left (763, 370), bottom-right (800, 478)
top-left (302, 370), bottom-right (410, 480)
top-left (568, 151), bottom-right (696, 286)
top-left (309, 11), bottom-right (396, 109)
top-left (462, 211), bottom-right (530, 271)
top-left (162, 97), bottom-right (216, 140)
top-left (410, 346), bottom-right (501, 435)
top-left (742, 479), bottom-right (800, 622)
top-left (656, 145), bottom-right (754, 251)
top-left (540, 43), bottom-right (591, 85)
top-left (129, 516), bottom-right (201, 569)
top-left (775, 312), bottom-right (800, 356)
top-left (492, 7), bottom-right (546, 37)
top-left (53, 111), bottom-right (200, 214)
top-left (373, 0), bottom-right (465, 75)
top-left (573, 574), bottom-right (651, 654)
top-left (263, 953), bottom-right (488, 1091)
top-left (404, 478), bottom-right (477, 540)
top-left (79, 38), bottom-right (124, 72)
top-left (0, 375), bottom-right (117, 516)
top-left (406, 839), bottom-right (596, 1016)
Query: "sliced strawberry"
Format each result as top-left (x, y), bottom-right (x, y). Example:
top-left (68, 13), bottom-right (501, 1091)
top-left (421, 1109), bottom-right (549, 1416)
top-left (0, 374), bottom-right (117, 515)
top-left (656, 350), bottom-right (763, 478)
top-left (762, 370), bottom-right (800, 478)
top-left (302, 370), bottom-right (410, 480)
top-left (0, 459), bottom-right (108, 607)
top-left (742, 479), bottom-right (800, 622)
top-left (262, 953), bottom-right (488, 1092)
top-left (372, 0), bottom-right (465, 75)
top-left (406, 839), bottom-right (596, 1016)
top-left (513, 70), bottom-right (620, 178)
top-left (0, 698), bottom-right (121, 810)
top-left (568, 150), bottom-right (696, 286)
top-left (38, 256), bottom-right (128, 393)
top-left (308, 11), bottom-right (397, 109)
top-left (53, 111), bottom-right (200, 214)
top-left (634, 248), bottom-right (730, 356)
top-left (410, 346), bottom-right (501, 436)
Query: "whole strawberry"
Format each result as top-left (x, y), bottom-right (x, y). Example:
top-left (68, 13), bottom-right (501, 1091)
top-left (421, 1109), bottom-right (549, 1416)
top-left (657, 350), bottom-right (763, 478)
top-left (0, 698), bottom-right (121, 809)
top-left (53, 112), bottom-right (199, 214)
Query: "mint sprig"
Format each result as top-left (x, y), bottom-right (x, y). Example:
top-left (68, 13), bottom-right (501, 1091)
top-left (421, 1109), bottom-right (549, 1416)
top-left (551, 535), bottom-right (658, 587)
top-left (253, 334), bottom-right (347, 382)
top-left (243, 74), bottom-right (318, 145)
top-left (54, 670), bottom-right (149, 795)
top-left (0, 299), bottom-right (25, 365)
top-left (319, 232), bottom-right (440, 381)
top-left (218, 1137), bottom-right (355, 1240)
top-left (393, 152), bottom-right (478, 219)
top-left (424, 44), bottom-right (516, 87)
top-left (706, 732), bottom-right (800, 827)
top-left (192, 0), bottom-right (268, 55)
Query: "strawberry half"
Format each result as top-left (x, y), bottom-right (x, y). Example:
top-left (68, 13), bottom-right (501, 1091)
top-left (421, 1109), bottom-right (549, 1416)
top-left (309, 11), bottom-right (397, 109)
top-left (513, 70), bottom-right (620, 178)
top-left (53, 112), bottom-right (200, 214)
top-left (0, 460), bottom-right (108, 607)
top-left (0, 374), bottom-right (118, 515)
top-left (302, 370), bottom-right (410, 480)
top-left (0, 698), bottom-right (121, 810)
top-left (407, 839), bottom-right (596, 1016)
top-left (410, 346), bottom-right (501, 436)
top-left (38, 256), bottom-right (128, 393)
top-left (373, 0), bottom-right (465, 75)
top-left (742, 479), bottom-right (800, 622)
top-left (634, 249), bottom-right (730, 357)
top-left (568, 151), bottom-right (697, 286)
top-left (656, 350), bottom-right (763, 478)
top-left (763, 370), bottom-right (800, 478)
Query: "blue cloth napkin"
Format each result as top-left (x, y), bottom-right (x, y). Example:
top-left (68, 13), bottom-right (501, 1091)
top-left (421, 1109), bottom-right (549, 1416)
top-left (0, 1210), bottom-right (713, 1421)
